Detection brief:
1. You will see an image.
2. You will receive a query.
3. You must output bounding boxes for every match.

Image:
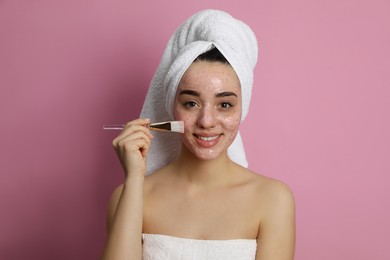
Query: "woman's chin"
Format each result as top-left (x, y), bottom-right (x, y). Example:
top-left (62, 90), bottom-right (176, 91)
top-left (192, 148), bottom-right (225, 161)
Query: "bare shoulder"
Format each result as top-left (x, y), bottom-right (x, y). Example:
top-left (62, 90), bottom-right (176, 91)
top-left (242, 170), bottom-right (296, 258)
top-left (258, 174), bottom-right (294, 204)
top-left (144, 164), bottom-right (174, 193)
top-left (238, 166), bottom-right (295, 210)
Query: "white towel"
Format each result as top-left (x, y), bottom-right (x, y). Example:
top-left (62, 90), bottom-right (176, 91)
top-left (140, 9), bottom-right (258, 175)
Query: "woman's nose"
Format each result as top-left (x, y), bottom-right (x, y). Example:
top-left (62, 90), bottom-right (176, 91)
top-left (198, 105), bottom-right (216, 128)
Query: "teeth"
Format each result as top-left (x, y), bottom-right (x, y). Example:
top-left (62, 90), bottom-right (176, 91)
top-left (197, 135), bottom-right (219, 141)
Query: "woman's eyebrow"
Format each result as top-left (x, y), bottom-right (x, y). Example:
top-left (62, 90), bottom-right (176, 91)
top-left (216, 91), bottom-right (237, 98)
top-left (179, 90), bottom-right (237, 98)
top-left (179, 90), bottom-right (200, 96)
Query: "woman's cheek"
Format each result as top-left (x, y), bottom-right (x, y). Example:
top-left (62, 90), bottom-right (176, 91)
top-left (174, 108), bottom-right (192, 132)
top-left (223, 114), bottom-right (241, 131)
top-left (174, 106), bottom-right (184, 122)
top-left (182, 115), bottom-right (193, 133)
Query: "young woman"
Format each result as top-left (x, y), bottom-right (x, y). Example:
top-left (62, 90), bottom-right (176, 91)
top-left (101, 10), bottom-right (295, 260)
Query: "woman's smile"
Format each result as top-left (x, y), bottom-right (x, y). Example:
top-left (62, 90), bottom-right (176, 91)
top-left (194, 133), bottom-right (222, 148)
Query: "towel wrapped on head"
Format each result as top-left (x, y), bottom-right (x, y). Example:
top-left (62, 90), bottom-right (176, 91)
top-left (140, 9), bottom-right (258, 175)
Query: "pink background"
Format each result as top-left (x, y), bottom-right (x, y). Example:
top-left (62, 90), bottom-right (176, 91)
top-left (1, 0), bottom-right (389, 259)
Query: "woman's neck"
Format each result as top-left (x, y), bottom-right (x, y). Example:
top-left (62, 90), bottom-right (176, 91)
top-left (171, 145), bottom-right (236, 188)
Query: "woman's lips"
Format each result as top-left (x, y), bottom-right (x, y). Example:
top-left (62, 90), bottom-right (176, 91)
top-left (197, 135), bottom-right (219, 141)
top-left (194, 134), bottom-right (222, 148)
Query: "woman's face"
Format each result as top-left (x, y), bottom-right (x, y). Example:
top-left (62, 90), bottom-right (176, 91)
top-left (174, 61), bottom-right (242, 161)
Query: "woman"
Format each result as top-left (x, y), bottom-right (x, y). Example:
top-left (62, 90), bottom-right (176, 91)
top-left (101, 10), bottom-right (295, 260)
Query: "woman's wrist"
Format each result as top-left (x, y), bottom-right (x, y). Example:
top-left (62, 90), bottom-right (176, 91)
top-left (123, 173), bottom-right (145, 187)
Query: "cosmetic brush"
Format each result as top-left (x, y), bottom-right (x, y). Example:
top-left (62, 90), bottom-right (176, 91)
top-left (103, 121), bottom-right (184, 133)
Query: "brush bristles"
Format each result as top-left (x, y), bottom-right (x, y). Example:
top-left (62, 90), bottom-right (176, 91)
top-left (149, 121), bottom-right (184, 133)
top-left (169, 121), bottom-right (184, 133)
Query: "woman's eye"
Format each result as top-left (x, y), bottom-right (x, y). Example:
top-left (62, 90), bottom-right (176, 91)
top-left (220, 102), bottom-right (233, 109)
top-left (184, 101), bottom-right (198, 107)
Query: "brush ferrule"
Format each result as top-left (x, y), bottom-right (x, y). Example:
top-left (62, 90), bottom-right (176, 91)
top-left (148, 121), bottom-right (171, 131)
top-left (148, 121), bottom-right (184, 133)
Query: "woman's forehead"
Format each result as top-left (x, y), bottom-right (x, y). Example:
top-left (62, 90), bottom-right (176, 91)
top-left (178, 61), bottom-right (241, 94)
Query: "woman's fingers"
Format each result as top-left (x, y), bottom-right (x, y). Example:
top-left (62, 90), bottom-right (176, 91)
top-left (116, 131), bottom-right (152, 155)
top-left (112, 119), bottom-right (153, 148)
top-left (111, 118), bottom-right (154, 176)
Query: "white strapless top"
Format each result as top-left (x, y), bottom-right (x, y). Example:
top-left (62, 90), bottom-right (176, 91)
top-left (142, 233), bottom-right (257, 260)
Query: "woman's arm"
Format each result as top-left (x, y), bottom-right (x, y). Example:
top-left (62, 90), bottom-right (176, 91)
top-left (101, 118), bottom-right (153, 260)
top-left (256, 181), bottom-right (296, 260)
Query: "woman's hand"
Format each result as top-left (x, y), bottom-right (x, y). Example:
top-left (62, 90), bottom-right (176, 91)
top-left (102, 118), bottom-right (151, 260)
top-left (112, 118), bottom-right (153, 178)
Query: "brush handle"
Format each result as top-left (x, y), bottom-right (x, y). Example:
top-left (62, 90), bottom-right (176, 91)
top-left (102, 124), bottom-right (154, 130)
top-left (102, 123), bottom-right (167, 131)
top-left (103, 125), bottom-right (125, 130)
top-left (103, 121), bottom-right (183, 132)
